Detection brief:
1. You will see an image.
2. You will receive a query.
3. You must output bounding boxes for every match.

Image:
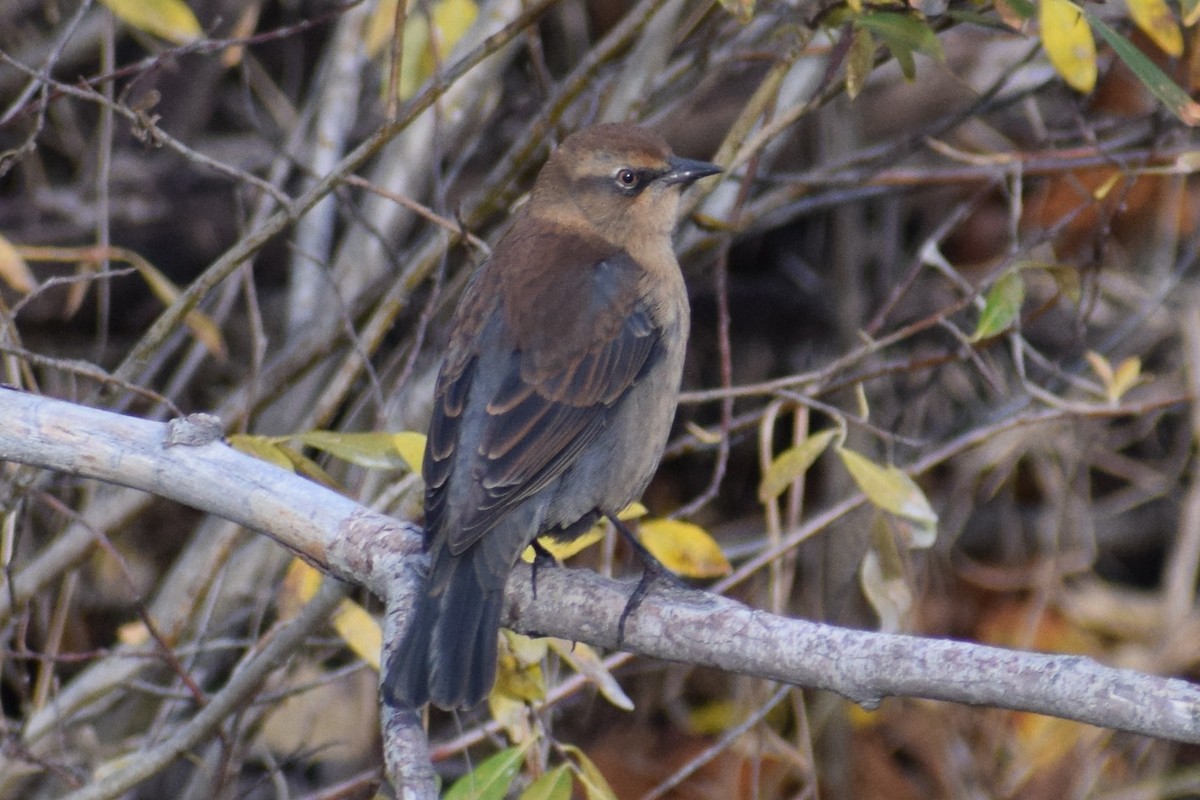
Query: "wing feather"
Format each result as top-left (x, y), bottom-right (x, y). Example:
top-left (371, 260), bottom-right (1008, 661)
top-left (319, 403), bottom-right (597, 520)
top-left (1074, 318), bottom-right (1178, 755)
top-left (422, 235), bottom-right (664, 556)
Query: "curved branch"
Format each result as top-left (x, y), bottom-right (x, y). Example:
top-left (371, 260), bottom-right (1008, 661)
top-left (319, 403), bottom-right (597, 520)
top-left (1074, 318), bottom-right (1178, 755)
top-left (1, 388), bottom-right (1197, 746)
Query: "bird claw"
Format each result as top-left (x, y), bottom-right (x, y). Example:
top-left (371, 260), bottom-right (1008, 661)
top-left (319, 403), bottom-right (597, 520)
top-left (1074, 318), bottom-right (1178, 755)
top-left (608, 514), bottom-right (686, 646)
top-left (616, 568), bottom-right (650, 645)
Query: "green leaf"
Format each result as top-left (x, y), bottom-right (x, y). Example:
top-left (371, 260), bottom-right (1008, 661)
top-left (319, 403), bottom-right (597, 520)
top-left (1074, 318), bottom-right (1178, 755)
top-left (1001, 0), bottom-right (1035, 20)
top-left (838, 448), bottom-right (938, 547)
top-left (101, 0), bottom-right (202, 43)
top-left (1084, 8), bottom-right (1200, 125)
top-left (519, 765), bottom-right (574, 800)
top-left (759, 430), bottom-right (837, 502)
top-left (296, 430), bottom-right (414, 471)
top-left (945, 8), bottom-right (1018, 29)
top-left (856, 12), bottom-right (944, 81)
top-left (971, 269), bottom-right (1025, 341)
top-left (444, 745), bottom-right (528, 800)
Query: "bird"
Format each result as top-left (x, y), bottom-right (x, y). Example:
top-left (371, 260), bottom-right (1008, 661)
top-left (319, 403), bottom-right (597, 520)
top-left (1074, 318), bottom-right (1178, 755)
top-left (384, 123), bottom-right (720, 710)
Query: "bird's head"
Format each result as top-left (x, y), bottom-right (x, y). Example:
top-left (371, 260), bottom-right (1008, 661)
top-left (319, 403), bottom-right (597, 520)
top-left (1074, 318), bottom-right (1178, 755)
top-left (529, 123), bottom-right (721, 246)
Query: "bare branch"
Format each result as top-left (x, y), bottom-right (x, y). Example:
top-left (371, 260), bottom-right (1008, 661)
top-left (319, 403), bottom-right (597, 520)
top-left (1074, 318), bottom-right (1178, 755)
top-left (1, 389), bottom-right (1196, 756)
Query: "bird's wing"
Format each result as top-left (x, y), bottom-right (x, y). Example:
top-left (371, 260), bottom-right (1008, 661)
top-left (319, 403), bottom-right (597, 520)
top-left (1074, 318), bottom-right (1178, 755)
top-left (423, 238), bottom-right (664, 555)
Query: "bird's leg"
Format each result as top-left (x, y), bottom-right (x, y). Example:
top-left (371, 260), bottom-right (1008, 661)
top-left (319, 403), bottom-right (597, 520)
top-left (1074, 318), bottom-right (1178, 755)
top-left (606, 514), bottom-right (684, 646)
top-left (529, 538), bottom-right (558, 600)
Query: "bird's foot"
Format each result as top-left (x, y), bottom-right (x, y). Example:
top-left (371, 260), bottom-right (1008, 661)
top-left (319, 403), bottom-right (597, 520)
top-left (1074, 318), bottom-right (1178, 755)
top-left (529, 538), bottom-right (558, 600)
top-left (607, 513), bottom-right (686, 646)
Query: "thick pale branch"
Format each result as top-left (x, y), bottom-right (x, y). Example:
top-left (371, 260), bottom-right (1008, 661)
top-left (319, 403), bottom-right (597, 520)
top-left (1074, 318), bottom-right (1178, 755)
top-left (505, 568), bottom-right (1200, 742)
top-left (0, 388), bottom-right (420, 594)
top-left (1, 389), bottom-right (1198, 746)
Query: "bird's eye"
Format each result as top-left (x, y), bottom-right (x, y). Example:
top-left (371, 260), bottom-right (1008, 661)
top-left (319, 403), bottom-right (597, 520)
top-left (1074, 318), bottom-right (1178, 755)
top-left (615, 168), bottom-right (639, 189)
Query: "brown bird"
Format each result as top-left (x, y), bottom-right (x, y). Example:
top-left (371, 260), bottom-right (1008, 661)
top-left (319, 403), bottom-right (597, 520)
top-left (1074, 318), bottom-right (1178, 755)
top-left (384, 123), bottom-right (720, 709)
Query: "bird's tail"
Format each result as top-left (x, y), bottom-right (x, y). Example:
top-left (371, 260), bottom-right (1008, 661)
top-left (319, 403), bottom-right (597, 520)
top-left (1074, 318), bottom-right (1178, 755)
top-left (383, 545), bottom-right (505, 710)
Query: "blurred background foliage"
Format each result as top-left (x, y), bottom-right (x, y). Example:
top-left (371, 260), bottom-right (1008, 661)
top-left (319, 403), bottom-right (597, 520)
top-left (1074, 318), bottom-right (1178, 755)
top-left (2, 0), bottom-right (1200, 797)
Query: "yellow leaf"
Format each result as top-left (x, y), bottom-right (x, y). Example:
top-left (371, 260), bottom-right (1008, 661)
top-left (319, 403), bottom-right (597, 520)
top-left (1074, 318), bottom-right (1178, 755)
top-left (1040, 0), bottom-right (1097, 93)
top-left (281, 559), bottom-right (381, 666)
top-left (1185, 0), bottom-right (1200, 26)
top-left (365, 0), bottom-right (401, 57)
top-left (838, 448), bottom-right (937, 547)
top-left (1091, 171), bottom-right (1122, 200)
top-left (1108, 356), bottom-right (1142, 402)
top-left (101, 0), bottom-right (202, 44)
top-left (503, 629), bottom-right (549, 665)
top-left (0, 234), bottom-right (36, 293)
top-left (119, 247), bottom-right (226, 359)
top-left (1085, 7), bottom-right (1200, 125)
top-left (488, 693), bottom-right (535, 743)
top-left (717, 0), bottom-right (755, 22)
top-left (846, 27), bottom-right (876, 101)
top-left (391, 431), bottom-right (427, 474)
top-left (638, 519), bottom-right (731, 578)
top-left (619, 502), bottom-right (648, 520)
top-left (1175, 152), bottom-right (1200, 173)
top-left (860, 540), bottom-right (911, 633)
top-left (845, 701), bottom-right (882, 728)
top-left (1040, 262), bottom-right (1081, 303)
top-left (1085, 350), bottom-right (1114, 387)
top-left (275, 444), bottom-right (341, 489)
top-left (395, 15), bottom-right (429, 101)
top-left (547, 639), bottom-right (633, 711)
top-left (522, 528), bottom-right (603, 563)
top-left (333, 598), bottom-right (382, 669)
top-left (20, 244), bottom-right (224, 357)
top-left (228, 433), bottom-right (296, 471)
top-left (561, 745), bottom-right (619, 800)
top-left (687, 698), bottom-right (737, 735)
top-left (855, 382), bottom-right (870, 421)
top-left (1008, 714), bottom-right (1107, 786)
top-left (685, 420), bottom-right (723, 445)
top-left (759, 429), bottom-right (836, 502)
top-left (381, 0), bottom-right (480, 100)
top-left (117, 621), bottom-right (149, 646)
top-left (94, 753), bottom-right (140, 783)
top-left (1128, 0), bottom-right (1182, 56)
top-left (521, 503), bottom-right (646, 563)
top-left (428, 0), bottom-right (478, 56)
top-left (219, 4), bottom-right (260, 68)
top-left (493, 631), bottom-right (546, 704)
top-left (278, 558), bottom-right (323, 620)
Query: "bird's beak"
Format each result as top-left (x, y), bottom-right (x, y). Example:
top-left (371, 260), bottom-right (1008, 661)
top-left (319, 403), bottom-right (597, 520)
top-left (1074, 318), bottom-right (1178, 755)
top-left (660, 156), bottom-right (722, 186)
